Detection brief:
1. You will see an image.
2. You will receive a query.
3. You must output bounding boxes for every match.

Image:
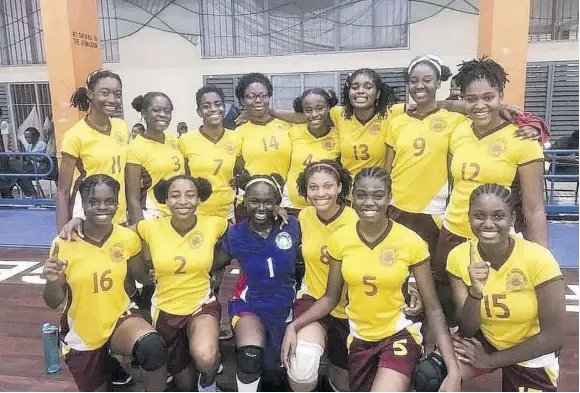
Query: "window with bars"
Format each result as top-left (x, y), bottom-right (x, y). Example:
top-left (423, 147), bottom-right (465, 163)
top-left (529, 0), bottom-right (578, 41)
top-left (203, 69), bottom-right (407, 109)
top-left (200, 0), bottom-right (409, 58)
top-left (0, 0), bottom-right (119, 66)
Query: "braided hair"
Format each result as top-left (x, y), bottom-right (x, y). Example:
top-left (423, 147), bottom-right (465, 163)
top-left (296, 159), bottom-right (351, 202)
top-left (455, 57), bottom-right (509, 94)
top-left (353, 167), bottom-right (392, 193)
top-left (153, 175), bottom-right (212, 204)
top-left (469, 183), bottom-right (514, 214)
top-left (79, 174), bottom-right (120, 203)
top-left (341, 68), bottom-right (397, 120)
top-left (70, 69), bottom-right (122, 112)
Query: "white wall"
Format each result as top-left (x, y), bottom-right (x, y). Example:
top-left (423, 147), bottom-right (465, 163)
top-left (0, 7), bottom-right (578, 132)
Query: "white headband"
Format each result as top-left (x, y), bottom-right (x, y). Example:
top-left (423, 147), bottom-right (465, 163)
top-left (245, 177), bottom-right (282, 196)
top-left (408, 55), bottom-right (444, 76)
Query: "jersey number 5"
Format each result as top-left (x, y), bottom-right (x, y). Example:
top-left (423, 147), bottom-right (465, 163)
top-left (93, 270), bottom-right (113, 293)
top-left (363, 275), bottom-right (377, 296)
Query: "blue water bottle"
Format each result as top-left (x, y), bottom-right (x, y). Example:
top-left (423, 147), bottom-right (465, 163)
top-left (42, 323), bottom-right (61, 374)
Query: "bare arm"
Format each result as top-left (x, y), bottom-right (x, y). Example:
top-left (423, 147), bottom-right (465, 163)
top-left (413, 260), bottom-right (461, 377)
top-left (212, 243), bottom-right (231, 273)
top-left (56, 154), bottom-right (78, 231)
top-left (233, 156), bottom-right (246, 177)
top-left (41, 244), bottom-right (67, 309)
top-left (183, 158), bottom-right (190, 176)
top-left (450, 276), bottom-right (482, 337)
top-left (125, 163), bottom-right (144, 225)
top-left (487, 279), bottom-right (565, 368)
top-left (518, 161), bottom-right (548, 247)
top-left (268, 108), bottom-right (307, 124)
top-left (291, 256), bottom-right (344, 332)
top-left (127, 253), bottom-right (154, 287)
top-left (384, 145), bottom-right (395, 174)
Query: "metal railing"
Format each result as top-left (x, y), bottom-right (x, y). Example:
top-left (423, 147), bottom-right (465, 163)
top-left (0, 151), bottom-right (56, 207)
top-left (544, 149), bottom-right (579, 215)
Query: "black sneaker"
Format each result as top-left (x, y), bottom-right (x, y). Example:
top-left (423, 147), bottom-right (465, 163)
top-left (110, 356), bottom-right (133, 386)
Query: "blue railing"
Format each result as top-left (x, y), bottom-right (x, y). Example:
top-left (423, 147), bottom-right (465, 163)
top-left (544, 149), bottom-right (579, 215)
top-left (0, 152), bottom-right (56, 207)
top-left (1, 149), bottom-right (578, 214)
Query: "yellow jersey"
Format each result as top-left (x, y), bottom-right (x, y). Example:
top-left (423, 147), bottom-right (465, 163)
top-left (331, 104), bottom-right (405, 177)
top-left (298, 205), bottom-right (359, 318)
top-left (137, 215), bottom-right (228, 317)
top-left (328, 220), bottom-right (429, 342)
top-left (286, 124), bottom-right (341, 209)
top-left (447, 237), bottom-right (563, 367)
top-left (386, 108), bottom-right (466, 215)
top-left (55, 225), bottom-right (142, 351)
top-left (238, 119), bottom-right (293, 180)
top-left (61, 118), bottom-right (130, 224)
top-left (126, 132), bottom-right (185, 216)
top-left (445, 122), bottom-right (544, 238)
top-left (178, 129), bottom-right (241, 218)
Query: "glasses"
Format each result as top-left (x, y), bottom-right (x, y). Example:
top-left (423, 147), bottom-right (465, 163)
top-left (244, 93), bottom-right (269, 102)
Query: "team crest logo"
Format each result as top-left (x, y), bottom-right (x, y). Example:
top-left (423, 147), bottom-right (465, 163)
top-left (369, 122), bottom-right (381, 135)
top-left (506, 268), bottom-right (528, 291)
top-left (379, 246), bottom-right (399, 267)
top-left (224, 142), bottom-right (236, 155)
top-left (430, 118), bottom-right (447, 132)
top-left (115, 132), bottom-right (126, 146)
top-left (489, 138), bottom-right (508, 157)
top-left (322, 138), bottom-right (336, 151)
top-left (275, 232), bottom-right (293, 250)
top-left (109, 243), bottom-right (125, 263)
top-left (189, 233), bottom-right (204, 249)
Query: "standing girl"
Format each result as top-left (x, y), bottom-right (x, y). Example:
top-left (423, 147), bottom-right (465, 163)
top-left (57, 70), bottom-right (129, 230)
top-left (126, 92), bottom-right (185, 224)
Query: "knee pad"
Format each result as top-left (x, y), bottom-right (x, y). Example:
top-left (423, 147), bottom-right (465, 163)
top-left (287, 340), bottom-right (323, 385)
top-left (236, 345), bottom-right (263, 376)
top-left (413, 353), bottom-right (448, 392)
top-left (132, 332), bottom-right (167, 371)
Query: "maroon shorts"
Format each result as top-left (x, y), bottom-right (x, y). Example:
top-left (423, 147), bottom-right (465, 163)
top-left (64, 310), bottom-right (142, 392)
top-left (388, 205), bottom-right (440, 259)
top-left (433, 226), bottom-right (467, 284)
top-left (455, 332), bottom-right (558, 392)
top-left (347, 329), bottom-right (423, 392)
top-left (154, 301), bottom-right (221, 374)
top-left (293, 294), bottom-right (350, 369)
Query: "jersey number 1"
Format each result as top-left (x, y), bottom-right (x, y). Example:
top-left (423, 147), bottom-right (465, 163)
top-left (266, 257), bottom-right (274, 278)
top-left (111, 155), bottom-right (121, 175)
